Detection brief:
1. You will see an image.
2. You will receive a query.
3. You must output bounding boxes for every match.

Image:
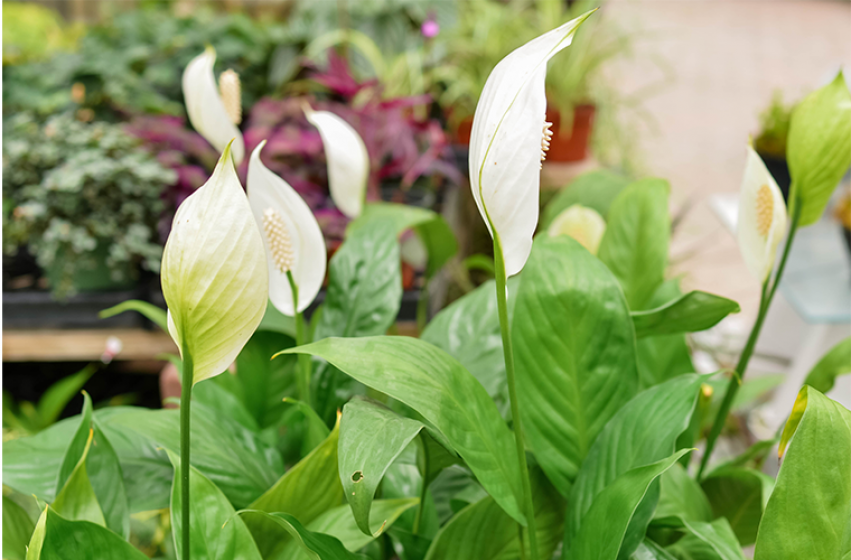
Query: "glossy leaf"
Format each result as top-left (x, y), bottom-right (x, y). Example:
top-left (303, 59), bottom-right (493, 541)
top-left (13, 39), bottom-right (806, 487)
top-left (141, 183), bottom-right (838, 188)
top-left (245, 423), bottom-right (343, 558)
top-left (566, 375), bottom-right (705, 545)
top-left (167, 450), bottom-right (262, 560)
top-left (700, 467), bottom-right (773, 545)
top-left (424, 470), bottom-right (564, 560)
top-left (665, 517), bottom-right (745, 560)
top-left (803, 336), bottom-right (851, 393)
top-left (566, 450), bottom-right (691, 560)
top-left (26, 507), bottom-right (149, 560)
top-left (339, 397), bottom-right (424, 536)
top-left (234, 330), bottom-right (297, 429)
top-left (281, 336), bottom-right (527, 526)
top-left (598, 178), bottom-right (671, 310)
top-left (99, 300), bottom-right (167, 331)
top-left (542, 169), bottom-right (631, 227)
top-left (193, 377), bottom-right (260, 432)
top-left (513, 235), bottom-right (639, 495)
top-left (4, 495), bottom-right (36, 560)
top-left (284, 397), bottom-right (331, 452)
top-left (636, 280), bottom-right (696, 389)
top-left (238, 511), bottom-right (363, 560)
top-left (631, 540), bottom-right (679, 560)
top-left (632, 291), bottom-right (740, 339)
top-left (788, 71), bottom-right (851, 226)
top-left (52, 430), bottom-right (105, 527)
top-left (654, 463), bottom-right (712, 523)
top-left (754, 387), bottom-right (851, 559)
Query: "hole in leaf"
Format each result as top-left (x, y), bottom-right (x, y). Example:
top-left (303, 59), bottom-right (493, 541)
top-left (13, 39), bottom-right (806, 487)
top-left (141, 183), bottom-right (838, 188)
top-left (351, 470), bottom-right (364, 483)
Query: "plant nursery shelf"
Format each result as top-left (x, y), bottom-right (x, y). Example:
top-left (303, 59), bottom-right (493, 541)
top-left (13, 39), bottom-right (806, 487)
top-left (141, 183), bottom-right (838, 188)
top-left (2, 328), bottom-right (177, 362)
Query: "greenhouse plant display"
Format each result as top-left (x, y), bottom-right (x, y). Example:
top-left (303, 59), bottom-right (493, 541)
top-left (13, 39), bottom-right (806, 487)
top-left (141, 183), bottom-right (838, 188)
top-left (4, 9), bottom-right (851, 560)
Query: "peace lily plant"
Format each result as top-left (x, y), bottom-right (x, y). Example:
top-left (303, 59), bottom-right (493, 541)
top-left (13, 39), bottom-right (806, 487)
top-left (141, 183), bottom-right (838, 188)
top-left (7, 19), bottom-right (851, 560)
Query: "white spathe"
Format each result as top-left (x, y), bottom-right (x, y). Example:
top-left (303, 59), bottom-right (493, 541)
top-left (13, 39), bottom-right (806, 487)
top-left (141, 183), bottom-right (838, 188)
top-left (248, 141), bottom-right (327, 315)
top-left (161, 143), bottom-right (267, 384)
top-left (182, 47), bottom-right (245, 164)
top-left (304, 106), bottom-right (368, 218)
top-left (469, 11), bottom-right (594, 276)
top-left (547, 204), bottom-right (606, 255)
top-left (737, 146), bottom-right (788, 283)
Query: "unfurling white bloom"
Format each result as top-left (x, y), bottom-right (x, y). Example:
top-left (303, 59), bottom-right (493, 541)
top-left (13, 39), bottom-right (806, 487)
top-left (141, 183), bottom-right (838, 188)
top-left (248, 141), bottom-right (327, 316)
top-left (737, 146), bottom-right (788, 282)
top-left (547, 204), bottom-right (606, 255)
top-left (468, 11), bottom-right (595, 277)
top-left (182, 47), bottom-right (245, 164)
top-left (304, 104), bottom-right (369, 219)
top-left (161, 142), bottom-right (267, 383)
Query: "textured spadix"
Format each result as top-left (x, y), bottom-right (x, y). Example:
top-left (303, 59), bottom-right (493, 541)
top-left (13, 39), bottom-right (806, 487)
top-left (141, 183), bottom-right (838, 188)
top-left (182, 47), bottom-right (245, 164)
top-left (161, 143), bottom-right (267, 383)
top-left (469, 11), bottom-right (594, 276)
top-left (247, 141), bottom-right (327, 315)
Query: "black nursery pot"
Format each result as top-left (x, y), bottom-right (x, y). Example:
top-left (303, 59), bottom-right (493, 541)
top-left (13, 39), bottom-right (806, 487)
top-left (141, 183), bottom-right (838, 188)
top-left (758, 152), bottom-right (791, 202)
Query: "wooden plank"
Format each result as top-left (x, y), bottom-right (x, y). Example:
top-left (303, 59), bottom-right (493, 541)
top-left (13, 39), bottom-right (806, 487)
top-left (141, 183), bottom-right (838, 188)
top-left (2, 329), bottom-right (177, 362)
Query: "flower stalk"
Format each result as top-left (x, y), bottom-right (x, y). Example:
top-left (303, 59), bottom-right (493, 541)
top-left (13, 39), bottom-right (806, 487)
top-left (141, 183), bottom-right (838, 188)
top-left (286, 270), bottom-right (312, 407)
top-left (179, 344), bottom-right (193, 560)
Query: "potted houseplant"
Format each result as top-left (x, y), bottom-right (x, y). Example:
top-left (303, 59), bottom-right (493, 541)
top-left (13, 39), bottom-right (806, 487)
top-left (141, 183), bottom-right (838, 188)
top-left (753, 91), bottom-right (794, 200)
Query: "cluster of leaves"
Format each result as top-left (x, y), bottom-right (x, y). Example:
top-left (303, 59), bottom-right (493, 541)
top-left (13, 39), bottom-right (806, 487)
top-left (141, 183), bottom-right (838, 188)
top-left (2, 112), bottom-right (175, 296)
top-left (753, 91), bottom-right (794, 159)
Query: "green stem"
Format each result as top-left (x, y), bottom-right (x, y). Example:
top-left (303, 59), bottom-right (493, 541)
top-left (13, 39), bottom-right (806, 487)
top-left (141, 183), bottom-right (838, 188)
top-left (179, 344), bottom-right (194, 560)
top-left (493, 236), bottom-right (539, 560)
top-left (412, 432), bottom-right (430, 535)
top-left (698, 198), bottom-right (802, 479)
top-left (287, 271), bottom-right (312, 408)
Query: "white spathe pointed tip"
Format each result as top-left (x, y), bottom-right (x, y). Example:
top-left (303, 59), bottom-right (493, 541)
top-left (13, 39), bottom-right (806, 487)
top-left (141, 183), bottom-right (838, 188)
top-left (737, 146), bottom-right (788, 283)
top-left (248, 141), bottom-right (327, 316)
top-left (304, 107), bottom-right (368, 219)
top-left (183, 47), bottom-right (245, 164)
top-left (469, 11), bottom-right (594, 277)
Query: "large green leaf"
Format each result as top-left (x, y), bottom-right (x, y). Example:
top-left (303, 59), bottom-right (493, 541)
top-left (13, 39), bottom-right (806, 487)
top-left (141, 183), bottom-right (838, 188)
top-left (56, 393), bottom-right (127, 537)
top-left (99, 299), bottom-right (168, 331)
top-left (245, 424), bottom-right (343, 558)
top-left (167, 450), bottom-right (262, 560)
top-left (421, 278), bottom-right (519, 418)
top-left (4, 495), bottom-right (36, 560)
top-left (339, 397), bottom-right (424, 536)
top-left (787, 71), bottom-right (851, 226)
top-left (636, 280), bottom-right (696, 389)
top-left (597, 178), bottom-right (671, 310)
top-left (233, 329), bottom-right (297, 429)
top-left (566, 450), bottom-right (692, 560)
top-left (513, 235), bottom-right (639, 495)
top-left (26, 508), bottom-right (149, 560)
top-left (237, 511), bottom-right (364, 560)
top-left (803, 336), bottom-right (851, 394)
top-left (700, 468), bottom-right (773, 546)
top-left (423, 469), bottom-right (564, 560)
top-left (193, 378), bottom-right (260, 432)
top-left (754, 387), bottom-right (851, 559)
top-left (52, 429), bottom-right (105, 527)
top-left (566, 375), bottom-right (704, 545)
top-left (654, 463), bottom-right (712, 523)
top-left (665, 517), bottom-right (745, 560)
top-left (632, 292), bottom-right (740, 339)
top-left (281, 336), bottom-right (527, 526)
top-left (542, 169), bottom-right (631, 228)
top-left (631, 540), bottom-right (679, 560)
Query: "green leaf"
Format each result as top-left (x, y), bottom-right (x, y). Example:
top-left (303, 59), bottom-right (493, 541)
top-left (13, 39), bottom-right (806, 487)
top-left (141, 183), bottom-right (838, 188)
top-left (258, 299), bottom-right (297, 337)
top-left (636, 280), bottom-right (696, 389)
top-left (631, 540), bottom-right (679, 560)
top-left (52, 430), bottom-right (106, 527)
top-left (245, 423), bottom-right (343, 558)
top-left (193, 378), bottom-right (260, 432)
top-left (98, 299), bottom-right (168, 331)
top-left (237, 511), bottom-right (364, 560)
top-left (339, 397), bottom-right (424, 536)
top-left (235, 330), bottom-right (297, 429)
top-left (36, 365), bottom-right (95, 429)
top-left (754, 386), bottom-right (851, 559)
top-left (700, 467), bottom-right (774, 546)
top-left (281, 336), bottom-right (527, 526)
top-left (56, 393), bottom-right (129, 537)
top-left (704, 439), bottom-right (776, 475)
top-left (513, 235), bottom-right (639, 495)
top-left (348, 202), bottom-right (458, 277)
top-left (424, 469), bottom-right (565, 560)
top-left (566, 375), bottom-right (704, 546)
top-left (632, 292), bottom-right (740, 339)
top-left (788, 71), bottom-right (851, 226)
top-left (565, 450), bottom-right (692, 560)
top-left (282, 499), bottom-right (418, 560)
top-left (3, 495), bottom-right (36, 560)
top-left (665, 517), bottom-right (745, 560)
top-left (284, 397), bottom-right (331, 452)
top-left (803, 336), bottom-right (851, 393)
top-left (654, 463), bottom-right (712, 523)
top-left (421, 278), bottom-right (520, 417)
top-left (167, 450), bottom-right (262, 560)
top-left (598, 178), bottom-right (671, 310)
top-left (25, 507), bottom-right (148, 560)
top-left (542, 169), bottom-right (631, 228)
top-left (4, 417), bottom-right (80, 502)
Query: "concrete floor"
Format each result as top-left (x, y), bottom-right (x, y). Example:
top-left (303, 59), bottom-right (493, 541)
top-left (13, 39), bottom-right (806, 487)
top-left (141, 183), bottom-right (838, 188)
top-left (602, 0), bottom-right (851, 318)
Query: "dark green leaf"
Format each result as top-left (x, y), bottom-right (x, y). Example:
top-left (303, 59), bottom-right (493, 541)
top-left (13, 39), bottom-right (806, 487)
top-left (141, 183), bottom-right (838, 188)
top-left (235, 330), bottom-right (297, 429)
top-left (542, 169), bottom-right (631, 227)
top-left (803, 336), bottom-right (851, 393)
top-left (513, 235), bottom-right (639, 495)
top-left (237, 510), bottom-right (364, 560)
top-left (26, 507), bottom-right (149, 560)
top-left (632, 291), bottom-right (740, 339)
top-left (700, 468), bottom-right (773, 545)
top-left (36, 365), bottom-right (95, 428)
top-left (281, 336), bottom-right (527, 526)
top-left (98, 300), bottom-right (167, 331)
top-left (284, 397), bottom-right (331, 453)
top-left (193, 377), bottom-right (260, 432)
top-left (258, 299), bottom-right (297, 337)
top-left (665, 517), bottom-right (745, 560)
top-left (3, 416), bottom-right (80, 501)
top-left (631, 540), bottom-right (679, 560)
top-left (654, 463), bottom-right (712, 523)
top-left (3, 495), bottom-right (36, 560)
top-left (598, 178), bottom-right (671, 310)
top-left (167, 450), bottom-right (262, 560)
top-left (636, 280), bottom-right (696, 389)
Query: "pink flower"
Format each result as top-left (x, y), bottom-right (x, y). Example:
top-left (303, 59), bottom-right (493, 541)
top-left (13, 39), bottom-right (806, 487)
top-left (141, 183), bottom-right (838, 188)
top-left (421, 18), bottom-right (439, 39)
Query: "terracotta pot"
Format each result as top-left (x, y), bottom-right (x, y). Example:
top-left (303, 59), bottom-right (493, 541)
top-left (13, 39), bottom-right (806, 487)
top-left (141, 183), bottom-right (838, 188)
top-left (546, 104), bottom-right (596, 163)
top-left (454, 117), bottom-right (474, 145)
